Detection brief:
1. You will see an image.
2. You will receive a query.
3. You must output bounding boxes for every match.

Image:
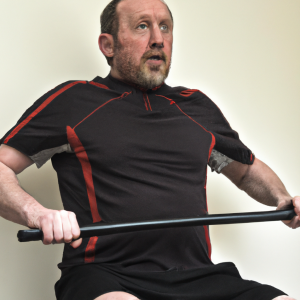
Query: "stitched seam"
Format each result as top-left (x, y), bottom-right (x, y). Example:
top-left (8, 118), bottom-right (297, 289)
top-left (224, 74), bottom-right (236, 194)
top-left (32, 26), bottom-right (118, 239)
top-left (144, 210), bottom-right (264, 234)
top-left (156, 94), bottom-right (216, 161)
top-left (84, 236), bottom-right (98, 263)
top-left (142, 93), bottom-right (149, 111)
top-left (146, 94), bottom-right (152, 111)
top-left (157, 94), bottom-right (212, 133)
top-left (203, 226), bottom-right (212, 259)
top-left (66, 126), bottom-right (102, 223)
top-left (74, 91), bottom-right (132, 129)
top-left (4, 81), bottom-right (86, 144)
top-left (89, 81), bottom-right (110, 90)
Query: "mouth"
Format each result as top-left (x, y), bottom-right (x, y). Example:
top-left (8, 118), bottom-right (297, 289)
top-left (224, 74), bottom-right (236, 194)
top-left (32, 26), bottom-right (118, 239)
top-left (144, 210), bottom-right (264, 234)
top-left (146, 54), bottom-right (166, 63)
top-left (148, 55), bottom-right (163, 61)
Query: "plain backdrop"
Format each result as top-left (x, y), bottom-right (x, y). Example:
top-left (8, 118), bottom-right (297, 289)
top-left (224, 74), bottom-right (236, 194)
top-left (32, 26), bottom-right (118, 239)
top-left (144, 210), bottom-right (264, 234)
top-left (0, 0), bottom-right (299, 299)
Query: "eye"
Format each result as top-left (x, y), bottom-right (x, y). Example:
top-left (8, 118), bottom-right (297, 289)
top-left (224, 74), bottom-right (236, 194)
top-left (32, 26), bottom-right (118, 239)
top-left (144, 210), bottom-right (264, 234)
top-left (160, 25), bottom-right (168, 31)
top-left (138, 24), bottom-right (148, 30)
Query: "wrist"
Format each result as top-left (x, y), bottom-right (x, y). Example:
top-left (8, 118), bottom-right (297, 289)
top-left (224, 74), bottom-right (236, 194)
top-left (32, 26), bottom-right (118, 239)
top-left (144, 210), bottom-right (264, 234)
top-left (24, 200), bottom-right (48, 229)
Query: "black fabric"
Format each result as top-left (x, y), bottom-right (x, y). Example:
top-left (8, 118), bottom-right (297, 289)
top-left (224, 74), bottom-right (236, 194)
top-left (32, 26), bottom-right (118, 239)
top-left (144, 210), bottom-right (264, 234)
top-left (1, 74), bottom-right (254, 272)
top-left (55, 262), bottom-right (286, 300)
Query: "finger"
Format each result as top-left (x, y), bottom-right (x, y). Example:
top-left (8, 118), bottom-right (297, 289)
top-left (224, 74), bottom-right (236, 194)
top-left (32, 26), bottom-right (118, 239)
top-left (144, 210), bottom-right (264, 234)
top-left (283, 214), bottom-right (300, 229)
top-left (292, 196), bottom-right (300, 216)
top-left (60, 210), bottom-right (73, 243)
top-left (41, 218), bottom-right (54, 245)
top-left (53, 211), bottom-right (64, 243)
top-left (68, 212), bottom-right (80, 239)
top-left (70, 238), bottom-right (82, 248)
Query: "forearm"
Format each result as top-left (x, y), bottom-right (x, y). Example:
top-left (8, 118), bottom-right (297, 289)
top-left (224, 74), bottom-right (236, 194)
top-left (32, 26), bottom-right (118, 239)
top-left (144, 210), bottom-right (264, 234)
top-left (0, 144), bottom-right (81, 246)
top-left (222, 158), bottom-right (291, 207)
top-left (0, 161), bottom-right (46, 227)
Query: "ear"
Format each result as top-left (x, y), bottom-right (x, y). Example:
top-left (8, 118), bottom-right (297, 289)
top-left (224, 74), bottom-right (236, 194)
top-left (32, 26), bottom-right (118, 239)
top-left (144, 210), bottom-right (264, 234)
top-left (98, 33), bottom-right (115, 58)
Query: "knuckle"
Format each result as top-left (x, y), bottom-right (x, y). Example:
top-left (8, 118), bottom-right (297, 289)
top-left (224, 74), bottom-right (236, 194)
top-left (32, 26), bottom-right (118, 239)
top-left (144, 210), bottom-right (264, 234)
top-left (64, 236), bottom-right (73, 243)
top-left (42, 234), bottom-right (52, 245)
top-left (69, 211), bottom-right (76, 218)
top-left (55, 235), bottom-right (63, 243)
top-left (54, 210), bottom-right (61, 218)
top-left (60, 210), bottom-right (67, 216)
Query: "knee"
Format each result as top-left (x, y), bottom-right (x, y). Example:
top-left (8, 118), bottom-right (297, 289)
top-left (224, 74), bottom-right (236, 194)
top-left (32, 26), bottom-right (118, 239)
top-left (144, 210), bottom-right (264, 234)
top-left (272, 296), bottom-right (296, 300)
top-left (94, 291), bottom-right (140, 300)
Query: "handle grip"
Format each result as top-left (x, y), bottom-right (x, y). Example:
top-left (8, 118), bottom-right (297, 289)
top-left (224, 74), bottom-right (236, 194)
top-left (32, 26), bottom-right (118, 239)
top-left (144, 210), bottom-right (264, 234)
top-left (17, 209), bottom-right (296, 242)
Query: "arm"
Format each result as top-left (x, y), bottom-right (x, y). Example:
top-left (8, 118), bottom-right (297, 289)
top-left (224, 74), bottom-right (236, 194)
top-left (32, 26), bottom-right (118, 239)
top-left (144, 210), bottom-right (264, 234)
top-left (0, 144), bottom-right (82, 247)
top-left (221, 157), bottom-right (300, 228)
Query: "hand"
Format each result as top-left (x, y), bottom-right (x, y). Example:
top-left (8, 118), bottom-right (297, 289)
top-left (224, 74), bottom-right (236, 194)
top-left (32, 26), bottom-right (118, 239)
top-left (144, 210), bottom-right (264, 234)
top-left (31, 209), bottom-right (82, 248)
top-left (277, 196), bottom-right (300, 229)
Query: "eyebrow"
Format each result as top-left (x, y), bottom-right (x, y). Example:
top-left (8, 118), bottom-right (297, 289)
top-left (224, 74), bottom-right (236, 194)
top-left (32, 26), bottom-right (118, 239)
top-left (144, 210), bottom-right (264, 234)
top-left (132, 13), bottom-right (172, 26)
top-left (133, 14), bottom-right (152, 22)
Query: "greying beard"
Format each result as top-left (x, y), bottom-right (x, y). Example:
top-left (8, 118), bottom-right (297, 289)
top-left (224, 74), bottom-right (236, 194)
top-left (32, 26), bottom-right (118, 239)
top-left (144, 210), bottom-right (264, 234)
top-left (114, 47), bottom-right (170, 90)
top-left (134, 64), bottom-right (168, 90)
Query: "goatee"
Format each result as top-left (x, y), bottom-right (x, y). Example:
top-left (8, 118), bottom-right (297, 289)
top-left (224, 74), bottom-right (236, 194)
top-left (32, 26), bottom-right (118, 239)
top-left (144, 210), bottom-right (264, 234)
top-left (114, 47), bottom-right (171, 90)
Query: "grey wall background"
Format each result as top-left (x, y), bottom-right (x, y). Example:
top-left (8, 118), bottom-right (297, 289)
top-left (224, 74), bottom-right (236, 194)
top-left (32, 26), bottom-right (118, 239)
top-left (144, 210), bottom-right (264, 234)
top-left (0, 0), bottom-right (299, 299)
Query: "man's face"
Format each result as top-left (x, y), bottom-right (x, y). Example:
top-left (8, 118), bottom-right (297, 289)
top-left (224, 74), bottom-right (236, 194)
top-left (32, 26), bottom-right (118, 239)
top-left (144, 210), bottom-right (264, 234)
top-left (112, 0), bottom-right (173, 89)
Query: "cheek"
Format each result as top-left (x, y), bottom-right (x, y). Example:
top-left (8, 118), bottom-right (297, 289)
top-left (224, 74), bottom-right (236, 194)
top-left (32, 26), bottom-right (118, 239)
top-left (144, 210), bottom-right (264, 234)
top-left (163, 37), bottom-right (173, 53)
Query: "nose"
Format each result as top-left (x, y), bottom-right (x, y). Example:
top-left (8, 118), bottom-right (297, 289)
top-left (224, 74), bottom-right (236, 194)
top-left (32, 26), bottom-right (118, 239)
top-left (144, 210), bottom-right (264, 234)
top-left (149, 25), bottom-right (164, 49)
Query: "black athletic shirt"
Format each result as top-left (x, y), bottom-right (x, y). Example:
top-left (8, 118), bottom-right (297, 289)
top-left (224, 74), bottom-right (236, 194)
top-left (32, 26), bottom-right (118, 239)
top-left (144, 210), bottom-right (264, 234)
top-left (1, 74), bottom-right (254, 271)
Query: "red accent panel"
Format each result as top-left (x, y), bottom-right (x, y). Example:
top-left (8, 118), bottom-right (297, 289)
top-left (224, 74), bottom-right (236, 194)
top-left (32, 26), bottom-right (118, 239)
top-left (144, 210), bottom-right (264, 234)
top-left (145, 93), bottom-right (152, 111)
top-left (180, 89), bottom-right (207, 97)
top-left (203, 226), bottom-right (212, 259)
top-left (74, 92), bottom-right (131, 129)
top-left (156, 94), bottom-right (215, 260)
top-left (89, 81), bottom-right (110, 90)
top-left (142, 93), bottom-right (149, 111)
top-left (250, 153), bottom-right (253, 161)
top-left (157, 95), bottom-right (173, 102)
top-left (204, 167), bottom-right (211, 260)
top-left (4, 81), bottom-right (86, 144)
top-left (180, 89), bottom-right (201, 97)
top-left (84, 236), bottom-right (98, 263)
top-left (67, 126), bottom-right (102, 223)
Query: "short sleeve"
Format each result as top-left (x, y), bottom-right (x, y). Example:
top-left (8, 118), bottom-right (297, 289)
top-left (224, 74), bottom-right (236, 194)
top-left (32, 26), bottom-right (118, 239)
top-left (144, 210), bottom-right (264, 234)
top-left (0, 81), bottom-right (85, 168)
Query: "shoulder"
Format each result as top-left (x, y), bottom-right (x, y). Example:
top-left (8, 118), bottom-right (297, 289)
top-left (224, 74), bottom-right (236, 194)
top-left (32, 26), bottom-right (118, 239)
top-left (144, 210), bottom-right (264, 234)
top-left (159, 83), bottom-right (229, 124)
top-left (159, 83), bottom-right (215, 106)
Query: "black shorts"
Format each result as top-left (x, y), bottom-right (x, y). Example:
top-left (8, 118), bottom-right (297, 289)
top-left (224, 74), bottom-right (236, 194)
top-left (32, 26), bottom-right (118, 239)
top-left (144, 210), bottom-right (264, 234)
top-left (55, 262), bottom-right (286, 300)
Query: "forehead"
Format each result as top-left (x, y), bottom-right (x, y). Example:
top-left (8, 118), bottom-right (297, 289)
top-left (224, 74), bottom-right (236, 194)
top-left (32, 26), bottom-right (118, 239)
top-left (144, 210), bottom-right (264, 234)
top-left (117, 0), bottom-right (172, 24)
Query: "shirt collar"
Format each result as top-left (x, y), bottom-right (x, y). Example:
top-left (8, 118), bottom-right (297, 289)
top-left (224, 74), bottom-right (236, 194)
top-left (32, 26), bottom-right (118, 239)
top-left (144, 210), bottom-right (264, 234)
top-left (92, 73), bottom-right (164, 94)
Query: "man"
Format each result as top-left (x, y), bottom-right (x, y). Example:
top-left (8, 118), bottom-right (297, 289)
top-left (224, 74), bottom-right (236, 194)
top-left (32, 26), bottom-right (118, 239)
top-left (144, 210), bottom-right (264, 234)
top-left (0, 0), bottom-right (299, 299)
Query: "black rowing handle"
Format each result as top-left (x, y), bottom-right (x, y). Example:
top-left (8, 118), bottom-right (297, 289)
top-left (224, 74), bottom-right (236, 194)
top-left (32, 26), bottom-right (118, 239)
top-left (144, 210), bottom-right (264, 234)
top-left (17, 209), bottom-right (296, 242)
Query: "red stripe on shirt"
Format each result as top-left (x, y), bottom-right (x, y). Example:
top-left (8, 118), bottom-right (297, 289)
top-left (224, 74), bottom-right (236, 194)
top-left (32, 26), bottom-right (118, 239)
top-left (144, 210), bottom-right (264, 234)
top-left (66, 126), bottom-right (102, 224)
top-left (172, 101), bottom-right (215, 260)
top-left (156, 94), bottom-right (216, 155)
top-left (142, 93), bottom-right (149, 111)
top-left (203, 225), bottom-right (212, 259)
top-left (4, 81), bottom-right (86, 144)
top-left (73, 92), bottom-right (132, 129)
top-left (145, 94), bottom-right (152, 111)
top-left (84, 236), bottom-right (99, 263)
top-left (89, 81), bottom-right (110, 90)
top-left (157, 94), bottom-right (215, 260)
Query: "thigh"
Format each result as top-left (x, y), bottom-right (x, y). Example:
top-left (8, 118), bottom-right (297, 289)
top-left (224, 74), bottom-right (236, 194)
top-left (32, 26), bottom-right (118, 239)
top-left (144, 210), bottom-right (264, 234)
top-left (55, 264), bottom-right (139, 300)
